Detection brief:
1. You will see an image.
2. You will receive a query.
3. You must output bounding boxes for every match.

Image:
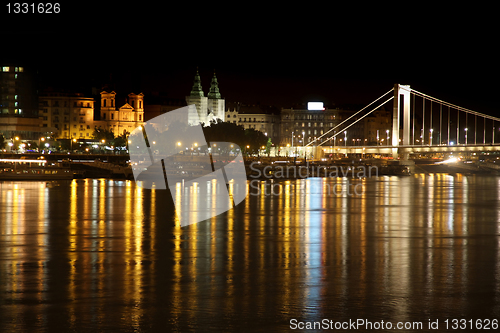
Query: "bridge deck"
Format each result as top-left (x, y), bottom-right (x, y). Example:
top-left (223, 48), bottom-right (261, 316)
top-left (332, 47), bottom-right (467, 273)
top-left (313, 144), bottom-right (500, 155)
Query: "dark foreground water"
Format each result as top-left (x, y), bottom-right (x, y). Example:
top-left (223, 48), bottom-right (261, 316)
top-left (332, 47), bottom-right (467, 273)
top-left (0, 175), bottom-right (499, 332)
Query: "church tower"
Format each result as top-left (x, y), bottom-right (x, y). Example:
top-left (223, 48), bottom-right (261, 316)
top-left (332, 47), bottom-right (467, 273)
top-left (185, 69), bottom-right (208, 125)
top-left (128, 93), bottom-right (144, 123)
top-left (207, 72), bottom-right (225, 122)
top-left (100, 91), bottom-right (116, 121)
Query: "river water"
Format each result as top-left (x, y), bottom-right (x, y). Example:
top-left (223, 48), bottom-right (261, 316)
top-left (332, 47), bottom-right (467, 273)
top-left (0, 175), bottom-right (499, 332)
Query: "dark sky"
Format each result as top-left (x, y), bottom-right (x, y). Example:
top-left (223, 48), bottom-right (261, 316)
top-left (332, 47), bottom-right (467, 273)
top-left (2, 4), bottom-right (498, 115)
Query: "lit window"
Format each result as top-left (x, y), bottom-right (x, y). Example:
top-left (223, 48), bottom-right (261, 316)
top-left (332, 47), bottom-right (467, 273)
top-left (2, 67), bottom-right (9, 72)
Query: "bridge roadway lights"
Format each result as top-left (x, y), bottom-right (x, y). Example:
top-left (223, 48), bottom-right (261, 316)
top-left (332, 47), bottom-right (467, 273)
top-left (322, 145), bottom-right (500, 156)
top-left (400, 145), bottom-right (500, 154)
top-left (322, 146), bottom-right (394, 155)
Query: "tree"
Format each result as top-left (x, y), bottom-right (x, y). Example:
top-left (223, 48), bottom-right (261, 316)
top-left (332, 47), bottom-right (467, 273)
top-left (202, 121), bottom-right (271, 155)
top-left (113, 130), bottom-right (130, 148)
top-left (265, 138), bottom-right (272, 156)
top-left (202, 120), bottom-right (246, 148)
top-left (244, 128), bottom-right (269, 154)
top-left (92, 127), bottom-right (115, 142)
top-left (26, 141), bottom-right (38, 151)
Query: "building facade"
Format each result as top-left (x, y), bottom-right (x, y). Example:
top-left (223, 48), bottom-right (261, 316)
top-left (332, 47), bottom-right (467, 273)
top-left (364, 109), bottom-right (392, 145)
top-left (39, 92), bottom-right (95, 139)
top-left (0, 65), bottom-right (38, 117)
top-left (99, 91), bottom-right (144, 136)
top-left (280, 107), bottom-right (367, 148)
top-left (225, 103), bottom-right (280, 142)
top-left (0, 65), bottom-right (41, 140)
top-left (185, 70), bottom-right (225, 125)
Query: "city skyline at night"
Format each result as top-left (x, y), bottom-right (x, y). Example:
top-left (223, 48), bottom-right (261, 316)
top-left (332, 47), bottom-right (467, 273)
top-left (2, 5), bottom-right (500, 332)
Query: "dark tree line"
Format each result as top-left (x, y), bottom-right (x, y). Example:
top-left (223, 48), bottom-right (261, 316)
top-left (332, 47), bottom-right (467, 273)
top-left (202, 120), bottom-right (270, 154)
top-left (92, 127), bottom-right (129, 147)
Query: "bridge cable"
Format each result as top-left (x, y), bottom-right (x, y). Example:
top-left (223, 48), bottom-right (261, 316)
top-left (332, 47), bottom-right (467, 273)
top-left (305, 88), bottom-right (395, 147)
top-left (317, 96), bottom-right (394, 147)
top-left (405, 87), bottom-right (500, 122)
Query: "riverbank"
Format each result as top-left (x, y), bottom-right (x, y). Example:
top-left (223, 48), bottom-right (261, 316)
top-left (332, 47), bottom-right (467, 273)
top-left (3, 153), bottom-right (500, 180)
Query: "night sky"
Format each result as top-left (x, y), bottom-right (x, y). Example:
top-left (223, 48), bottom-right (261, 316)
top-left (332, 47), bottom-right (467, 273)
top-left (2, 4), bottom-right (498, 114)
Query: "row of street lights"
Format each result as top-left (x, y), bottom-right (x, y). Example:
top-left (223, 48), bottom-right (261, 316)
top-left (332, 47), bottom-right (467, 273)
top-left (290, 127), bottom-right (478, 147)
top-left (291, 129), bottom-right (392, 148)
top-left (418, 128), bottom-right (471, 146)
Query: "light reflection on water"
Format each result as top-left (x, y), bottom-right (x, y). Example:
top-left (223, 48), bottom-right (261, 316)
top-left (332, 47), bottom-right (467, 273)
top-left (0, 175), bottom-right (499, 332)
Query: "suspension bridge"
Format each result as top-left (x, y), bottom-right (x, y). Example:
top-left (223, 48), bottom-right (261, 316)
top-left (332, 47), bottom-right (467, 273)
top-left (300, 84), bottom-right (500, 159)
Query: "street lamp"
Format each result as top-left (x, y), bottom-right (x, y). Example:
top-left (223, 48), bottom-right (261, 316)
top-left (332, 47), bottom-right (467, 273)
top-left (386, 130), bottom-right (389, 145)
top-left (464, 128), bottom-right (468, 145)
top-left (344, 131), bottom-right (347, 157)
top-left (430, 129), bottom-right (433, 146)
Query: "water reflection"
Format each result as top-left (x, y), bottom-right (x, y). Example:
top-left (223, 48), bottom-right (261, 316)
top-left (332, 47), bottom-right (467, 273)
top-left (0, 175), bottom-right (499, 331)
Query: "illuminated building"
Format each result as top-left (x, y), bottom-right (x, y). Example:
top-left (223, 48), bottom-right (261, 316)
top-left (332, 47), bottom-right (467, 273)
top-left (99, 91), bottom-right (144, 135)
top-left (225, 102), bottom-right (280, 142)
top-left (280, 106), bottom-right (367, 147)
top-left (0, 65), bottom-right (41, 140)
top-left (363, 108), bottom-right (392, 145)
top-left (38, 90), bottom-right (146, 140)
top-left (39, 91), bottom-right (95, 139)
top-left (185, 69), bottom-right (225, 125)
top-left (280, 105), bottom-right (393, 147)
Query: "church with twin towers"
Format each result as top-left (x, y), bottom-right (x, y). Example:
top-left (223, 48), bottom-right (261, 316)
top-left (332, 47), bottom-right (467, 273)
top-left (185, 69), bottom-right (225, 126)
